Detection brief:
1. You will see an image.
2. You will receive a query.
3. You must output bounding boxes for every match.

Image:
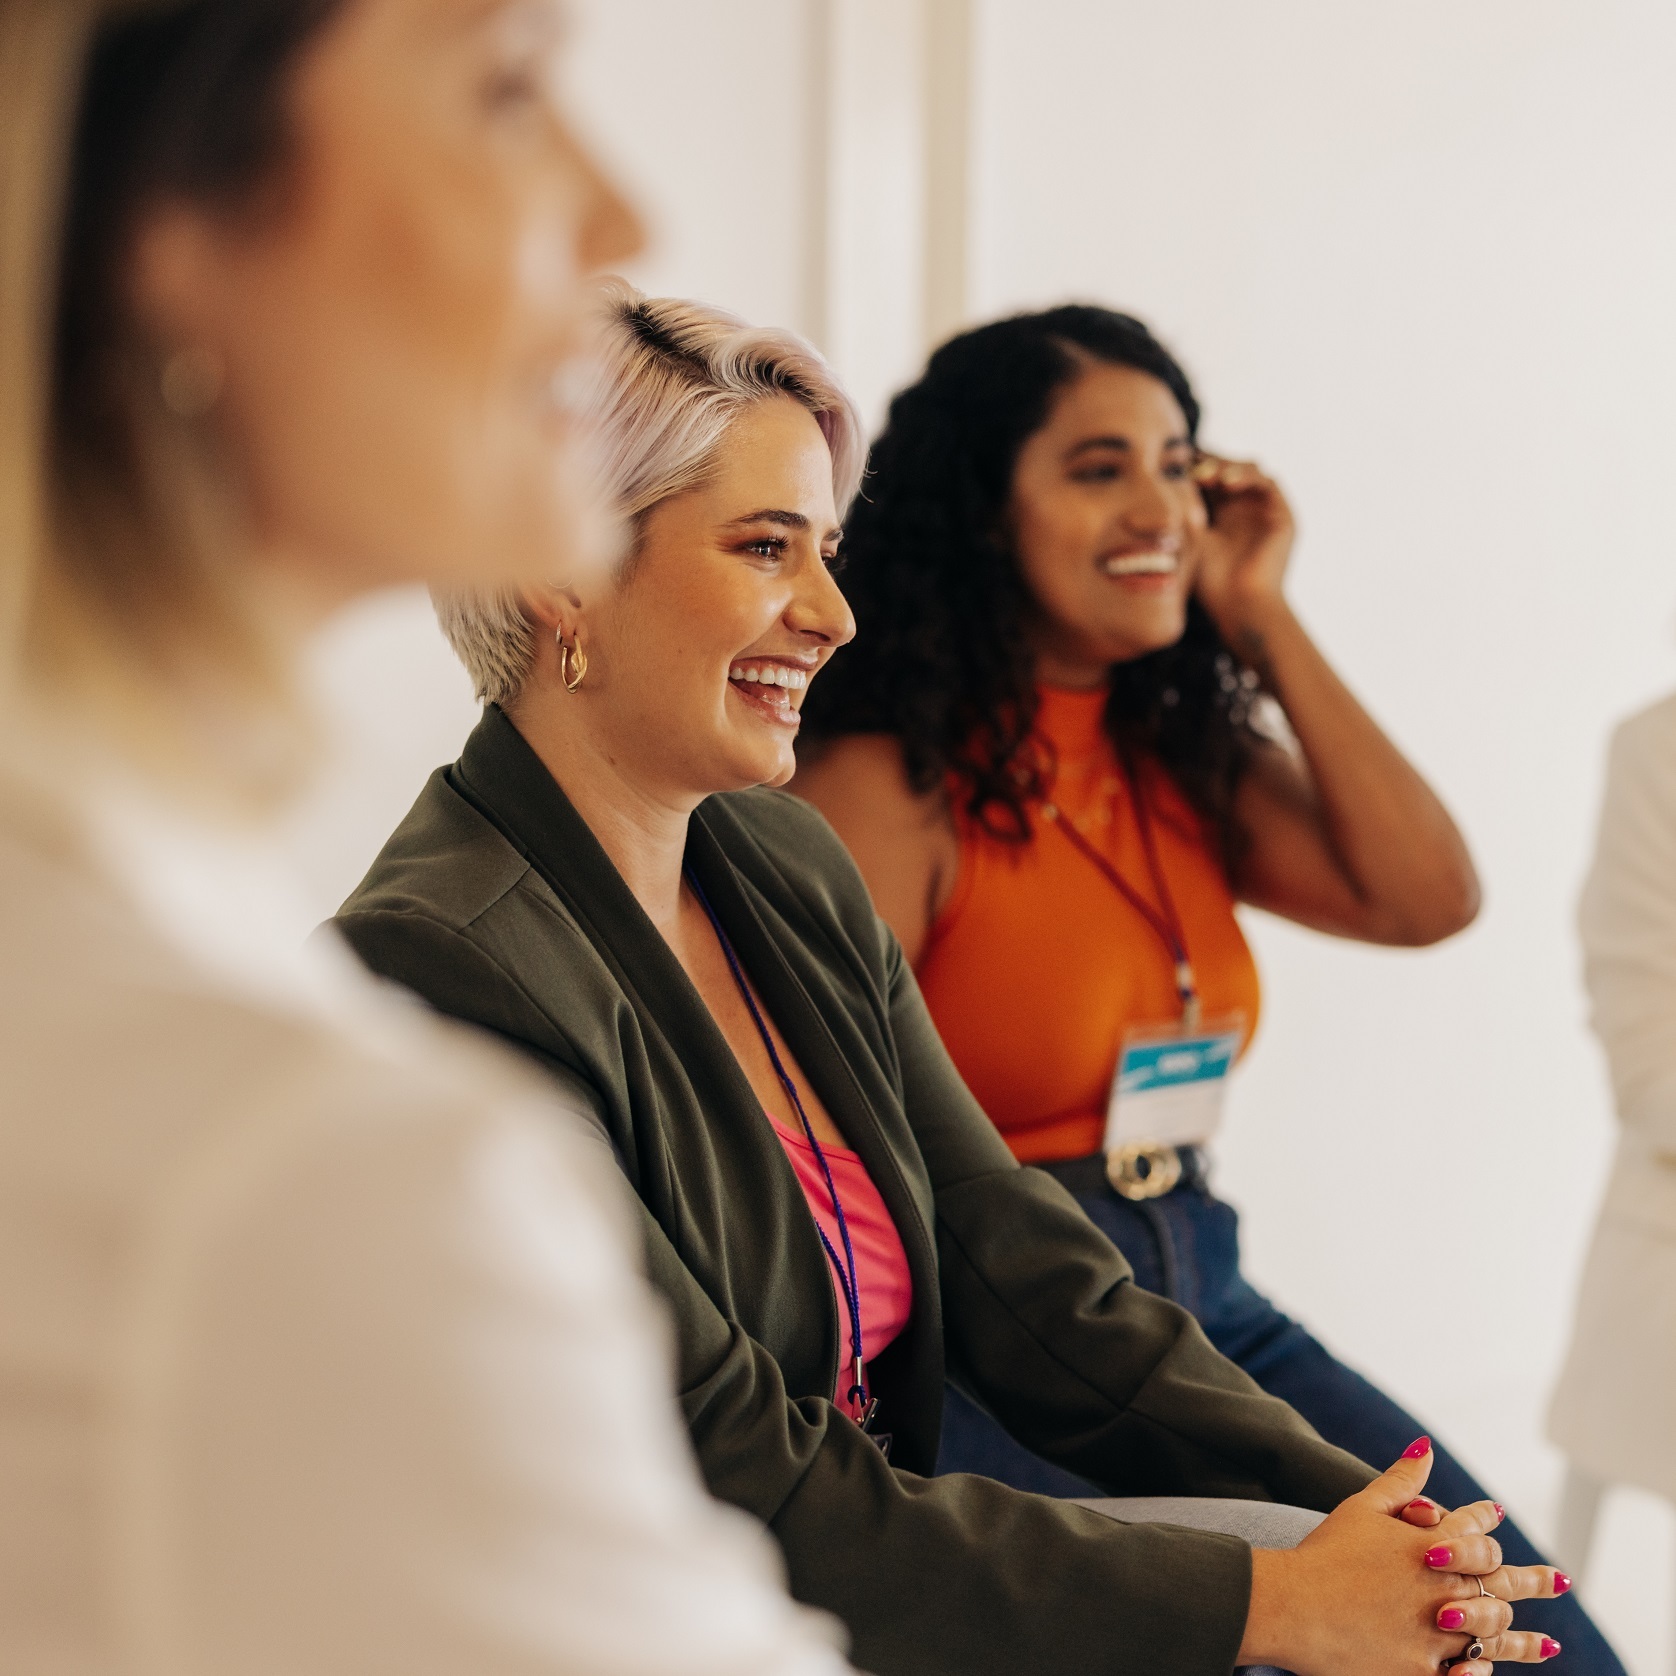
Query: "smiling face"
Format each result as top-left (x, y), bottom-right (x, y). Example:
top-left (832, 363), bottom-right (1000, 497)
top-left (570, 395), bottom-right (853, 800)
top-left (1007, 360), bottom-right (1208, 685)
top-left (129, 0), bottom-right (642, 605)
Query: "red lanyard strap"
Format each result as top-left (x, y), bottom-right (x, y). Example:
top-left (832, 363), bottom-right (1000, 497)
top-left (1041, 760), bottom-right (1200, 1025)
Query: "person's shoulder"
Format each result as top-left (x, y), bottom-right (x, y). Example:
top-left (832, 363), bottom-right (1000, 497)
top-left (337, 763), bottom-right (530, 934)
top-left (1584, 690), bottom-right (1676, 883)
top-left (794, 732), bottom-right (914, 787)
top-left (329, 770), bottom-right (609, 1076)
top-left (1610, 688), bottom-right (1676, 781)
top-left (793, 734), bottom-right (946, 823)
top-left (240, 980), bottom-right (627, 1228)
top-left (0, 824), bottom-right (618, 1263)
top-left (1594, 688), bottom-right (1676, 840)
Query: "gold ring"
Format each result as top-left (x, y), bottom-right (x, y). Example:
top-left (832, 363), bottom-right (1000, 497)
top-left (1477, 1580), bottom-right (1496, 1600)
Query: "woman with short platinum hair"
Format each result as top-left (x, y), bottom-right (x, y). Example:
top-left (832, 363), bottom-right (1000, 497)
top-left (436, 279), bottom-right (865, 711)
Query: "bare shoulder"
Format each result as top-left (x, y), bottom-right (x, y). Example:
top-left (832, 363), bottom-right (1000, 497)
top-left (794, 735), bottom-right (941, 821)
top-left (790, 736), bottom-right (959, 963)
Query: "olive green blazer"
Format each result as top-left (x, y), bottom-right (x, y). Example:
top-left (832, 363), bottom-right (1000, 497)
top-left (334, 706), bottom-right (1374, 1676)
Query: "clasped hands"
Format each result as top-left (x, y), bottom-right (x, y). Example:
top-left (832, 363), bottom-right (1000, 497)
top-left (1239, 1439), bottom-right (1569, 1676)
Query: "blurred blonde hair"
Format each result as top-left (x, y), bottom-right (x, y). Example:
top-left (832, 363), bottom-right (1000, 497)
top-left (0, 0), bottom-right (338, 809)
top-left (436, 279), bottom-right (867, 709)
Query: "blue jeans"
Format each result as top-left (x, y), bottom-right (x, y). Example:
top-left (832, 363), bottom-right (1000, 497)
top-left (937, 1173), bottom-right (1626, 1676)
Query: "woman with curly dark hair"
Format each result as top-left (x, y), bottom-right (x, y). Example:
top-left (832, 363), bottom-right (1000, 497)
top-left (796, 304), bottom-right (1623, 1676)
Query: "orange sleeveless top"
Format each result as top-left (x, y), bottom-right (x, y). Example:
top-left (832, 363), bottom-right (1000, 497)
top-left (915, 685), bottom-right (1262, 1164)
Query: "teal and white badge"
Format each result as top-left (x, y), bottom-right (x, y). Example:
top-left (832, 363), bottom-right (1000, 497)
top-left (1103, 1016), bottom-right (1247, 1152)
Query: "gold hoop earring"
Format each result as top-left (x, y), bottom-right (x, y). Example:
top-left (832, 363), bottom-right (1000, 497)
top-left (558, 632), bottom-right (588, 693)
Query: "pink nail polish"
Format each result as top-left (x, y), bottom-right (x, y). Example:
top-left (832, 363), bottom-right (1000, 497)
top-left (1542, 1638), bottom-right (1562, 1659)
top-left (1554, 1572), bottom-right (1572, 1595)
top-left (1425, 1545), bottom-right (1452, 1567)
top-left (1439, 1608), bottom-right (1466, 1630)
top-left (1403, 1436), bottom-right (1433, 1459)
top-left (1493, 1503), bottom-right (1505, 1522)
top-left (1406, 1498), bottom-right (1433, 1513)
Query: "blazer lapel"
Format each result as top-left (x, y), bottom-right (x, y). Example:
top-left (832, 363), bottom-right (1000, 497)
top-left (448, 706), bottom-right (944, 1460)
top-left (450, 708), bottom-right (843, 1388)
top-left (687, 807), bottom-right (946, 1459)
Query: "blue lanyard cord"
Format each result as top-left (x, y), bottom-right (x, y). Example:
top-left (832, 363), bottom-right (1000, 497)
top-left (685, 872), bottom-right (871, 1415)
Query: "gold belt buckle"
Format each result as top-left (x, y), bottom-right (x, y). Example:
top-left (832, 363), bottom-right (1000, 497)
top-left (1105, 1142), bottom-right (1183, 1202)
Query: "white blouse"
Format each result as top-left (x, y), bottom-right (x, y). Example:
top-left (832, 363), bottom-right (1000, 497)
top-left (0, 771), bottom-right (855, 1676)
top-left (1547, 689), bottom-right (1676, 1498)
top-left (1579, 690), bottom-right (1676, 1154)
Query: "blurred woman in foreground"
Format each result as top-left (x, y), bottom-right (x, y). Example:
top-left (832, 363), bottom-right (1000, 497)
top-left (0, 3), bottom-right (859, 1672)
top-left (337, 283), bottom-right (1564, 1676)
top-left (794, 304), bottom-right (1617, 1675)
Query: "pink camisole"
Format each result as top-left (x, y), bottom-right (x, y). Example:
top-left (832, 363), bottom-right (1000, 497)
top-left (768, 1114), bottom-right (913, 1423)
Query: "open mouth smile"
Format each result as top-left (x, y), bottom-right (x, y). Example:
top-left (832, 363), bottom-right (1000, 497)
top-left (1099, 550), bottom-right (1179, 578)
top-left (728, 660), bottom-right (812, 729)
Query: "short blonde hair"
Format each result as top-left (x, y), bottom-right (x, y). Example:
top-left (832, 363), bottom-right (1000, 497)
top-left (436, 280), bottom-right (866, 708)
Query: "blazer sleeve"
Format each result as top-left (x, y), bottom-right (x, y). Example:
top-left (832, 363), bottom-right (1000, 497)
top-left (337, 905), bottom-right (1262, 1676)
top-left (328, 908), bottom-right (625, 1165)
top-left (1580, 703), bottom-right (1676, 1152)
top-left (881, 923), bottom-right (1378, 1513)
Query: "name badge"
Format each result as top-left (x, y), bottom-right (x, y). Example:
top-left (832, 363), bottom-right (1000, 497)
top-left (1103, 1016), bottom-right (1246, 1152)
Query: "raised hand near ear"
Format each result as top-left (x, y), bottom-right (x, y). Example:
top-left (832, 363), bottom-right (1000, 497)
top-left (1188, 453), bottom-right (1295, 652)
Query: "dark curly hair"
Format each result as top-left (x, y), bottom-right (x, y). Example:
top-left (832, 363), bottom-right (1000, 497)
top-left (801, 304), bottom-right (1264, 857)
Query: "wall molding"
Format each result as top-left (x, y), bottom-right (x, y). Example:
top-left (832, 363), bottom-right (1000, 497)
top-left (803, 0), bottom-right (974, 422)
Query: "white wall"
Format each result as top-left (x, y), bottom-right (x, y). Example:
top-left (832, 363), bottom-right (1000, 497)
top-left (284, 3), bottom-right (1676, 1666)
